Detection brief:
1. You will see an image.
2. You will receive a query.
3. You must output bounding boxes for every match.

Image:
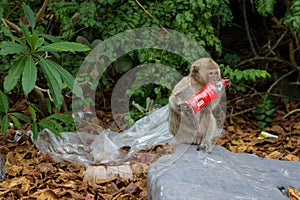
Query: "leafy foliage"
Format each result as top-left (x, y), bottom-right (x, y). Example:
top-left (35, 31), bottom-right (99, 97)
top-left (253, 0), bottom-right (300, 34)
top-left (0, 3), bottom-right (90, 137)
top-left (284, 0), bottom-right (300, 34)
top-left (254, 0), bottom-right (276, 16)
top-left (255, 94), bottom-right (275, 130)
top-left (0, 3), bottom-right (88, 106)
top-left (221, 65), bottom-right (271, 92)
top-left (0, 90), bottom-right (30, 135)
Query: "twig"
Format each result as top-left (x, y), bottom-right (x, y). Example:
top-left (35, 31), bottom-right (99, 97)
top-left (35, 85), bottom-right (53, 102)
top-left (267, 69), bottom-right (296, 93)
top-left (236, 56), bottom-right (298, 70)
top-left (135, 0), bottom-right (155, 20)
top-left (227, 107), bottom-right (254, 118)
top-left (2, 18), bottom-right (21, 34)
top-left (289, 41), bottom-right (297, 66)
top-left (242, 0), bottom-right (257, 56)
top-left (266, 30), bottom-right (288, 57)
top-left (36, 0), bottom-right (50, 23)
top-left (283, 109), bottom-right (300, 119)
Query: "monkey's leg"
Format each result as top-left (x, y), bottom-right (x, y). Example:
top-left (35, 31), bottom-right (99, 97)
top-left (197, 113), bottom-right (217, 152)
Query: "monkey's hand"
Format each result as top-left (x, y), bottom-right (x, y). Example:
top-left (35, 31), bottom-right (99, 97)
top-left (180, 103), bottom-right (195, 115)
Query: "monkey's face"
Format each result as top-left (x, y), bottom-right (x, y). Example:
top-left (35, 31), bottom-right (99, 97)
top-left (207, 68), bottom-right (220, 82)
top-left (191, 57), bottom-right (221, 85)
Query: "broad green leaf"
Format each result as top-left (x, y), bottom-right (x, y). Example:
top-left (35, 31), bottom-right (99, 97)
top-left (40, 34), bottom-right (62, 43)
top-left (29, 105), bottom-right (36, 121)
top-left (28, 34), bottom-right (38, 49)
top-left (34, 37), bottom-right (44, 50)
top-left (38, 56), bottom-right (62, 108)
top-left (10, 115), bottom-right (21, 130)
top-left (39, 42), bottom-right (90, 53)
top-left (44, 59), bottom-right (83, 99)
top-left (4, 56), bottom-right (26, 92)
top-left (10, 112), bottom-right (30, 123)
top-left (1, 26), bottom-right (23, 44)
top-left (0, 90), bottom-right (9, 112)
top-left (22, 55), bottom-right (37, 96)
top-left (20, 21), bottom-right (31, 44)
top-left (1, 114), bottom-right (9, 134)
top-left (0, 41), bottom-right (27, 55)
top-left (22, 3), bottom-right (36, 28)
top-left (32, 121), bottom-right (38, 140)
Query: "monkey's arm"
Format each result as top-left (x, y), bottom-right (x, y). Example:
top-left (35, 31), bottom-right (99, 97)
top-left (169, 95), bottom-right (181, 114)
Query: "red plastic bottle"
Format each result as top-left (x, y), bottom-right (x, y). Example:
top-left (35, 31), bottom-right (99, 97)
top-left (182, 78), bottom-right (230, 114)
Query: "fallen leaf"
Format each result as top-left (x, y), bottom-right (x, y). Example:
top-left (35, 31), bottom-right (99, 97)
top-left (284, 154), bottom-right (300, 161)
top-left (288, 186), bottom-right (300, 200)
top-left (265, 151), bottom-right (282, 160)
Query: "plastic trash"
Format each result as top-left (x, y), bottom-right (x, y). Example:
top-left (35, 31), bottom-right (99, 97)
top-left (30, 105), bottom-right (175, 166)
top-left (182, 78), bottom-right (230, 114)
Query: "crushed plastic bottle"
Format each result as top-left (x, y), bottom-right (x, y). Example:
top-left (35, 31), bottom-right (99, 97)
top-left (181, 78), bottom-right (230, 114)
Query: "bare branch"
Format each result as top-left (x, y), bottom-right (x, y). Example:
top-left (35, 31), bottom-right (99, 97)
top-left (36, 0), bottom-right (50, 23)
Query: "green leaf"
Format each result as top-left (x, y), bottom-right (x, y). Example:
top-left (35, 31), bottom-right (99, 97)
top-left (256, 103), bottom-right (264, 109)
top-left (10, 115), bottom-right (21, 130)
top-left (39, 42), bottom-right (91, 53)
top-left (20, 21), bottom-right (31, 43)
top-left (48, 113), bottom-right (73, 124)
top-left (1, 114), bottom-right (9, 134)
top-left (0, 41), bottom-right (27, 55)
top-left (256, 114), bottom-right (266, 121)
top-left (265, 108), bottom-right (275, 116)
top-left (258, 122), bottom-right (266, 130)
top-left (22, 3), bottom-right (36, 28)
top-left (22, 55), bottom-right (37, 96)
top-left (43, 59), bottom-right (83, 99)
top-left (38, 57), bottom-right (62, 108)
top-left (29, 105), bottom-right (36, 122)
top-left (0, 90), bottom-right (9, 112)
top-left (28, 34), bottom-right (39, 49)
top-left (1, 26), bottom-right (23, 44)
top-left (34, 37), bottom-right (45, 50)
top-left (39, 119), bottom-right (62, 135)
top-left (265, 117), bottom-right (273, 123)
top-left (4, 56), bottom-right (26, 92)
top-left (40, 34), bottom-right (62, 43)
top-left (256, 0), bottom-right (276, 16)
top-left (10, 112), bottom-right (30, 123)
top-left (32, 121), bottom-right (39, 140)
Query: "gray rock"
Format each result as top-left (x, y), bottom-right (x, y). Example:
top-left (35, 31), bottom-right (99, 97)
top-left (147, 144), bottom-right (300, 200)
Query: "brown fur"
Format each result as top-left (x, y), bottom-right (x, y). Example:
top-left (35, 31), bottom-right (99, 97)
top-left (168, 57), bottom-right (222, 152)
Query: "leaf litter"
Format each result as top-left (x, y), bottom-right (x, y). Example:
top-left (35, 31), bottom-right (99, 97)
top-left (0, 100), bottom-right (299, 199)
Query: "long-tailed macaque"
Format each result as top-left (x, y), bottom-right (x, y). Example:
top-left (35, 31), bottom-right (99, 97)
top-left (168, 57), bottom-right (224, 152)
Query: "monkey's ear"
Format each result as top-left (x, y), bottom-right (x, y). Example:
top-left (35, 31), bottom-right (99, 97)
top-left (192, 65), bottom-right (199, 73)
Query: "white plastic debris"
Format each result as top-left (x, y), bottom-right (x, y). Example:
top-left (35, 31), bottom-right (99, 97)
top-left (258, 131), bottom-right (278, 139)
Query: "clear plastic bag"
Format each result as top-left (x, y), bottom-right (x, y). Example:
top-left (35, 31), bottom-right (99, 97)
top-left (31, 105), bottom-right (174, 166)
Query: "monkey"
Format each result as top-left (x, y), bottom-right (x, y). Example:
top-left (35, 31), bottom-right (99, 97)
top-left (168, 57), bottom-right (225, 152)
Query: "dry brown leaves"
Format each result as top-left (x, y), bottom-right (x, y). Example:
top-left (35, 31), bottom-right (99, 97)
top-left (0, 130), bottom-right (174, 200)
top-left (0, 98), bottom-right (299, 199)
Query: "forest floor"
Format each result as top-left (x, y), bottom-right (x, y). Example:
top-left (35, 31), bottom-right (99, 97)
top-left (0, 92), bottom-right (299, 200)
